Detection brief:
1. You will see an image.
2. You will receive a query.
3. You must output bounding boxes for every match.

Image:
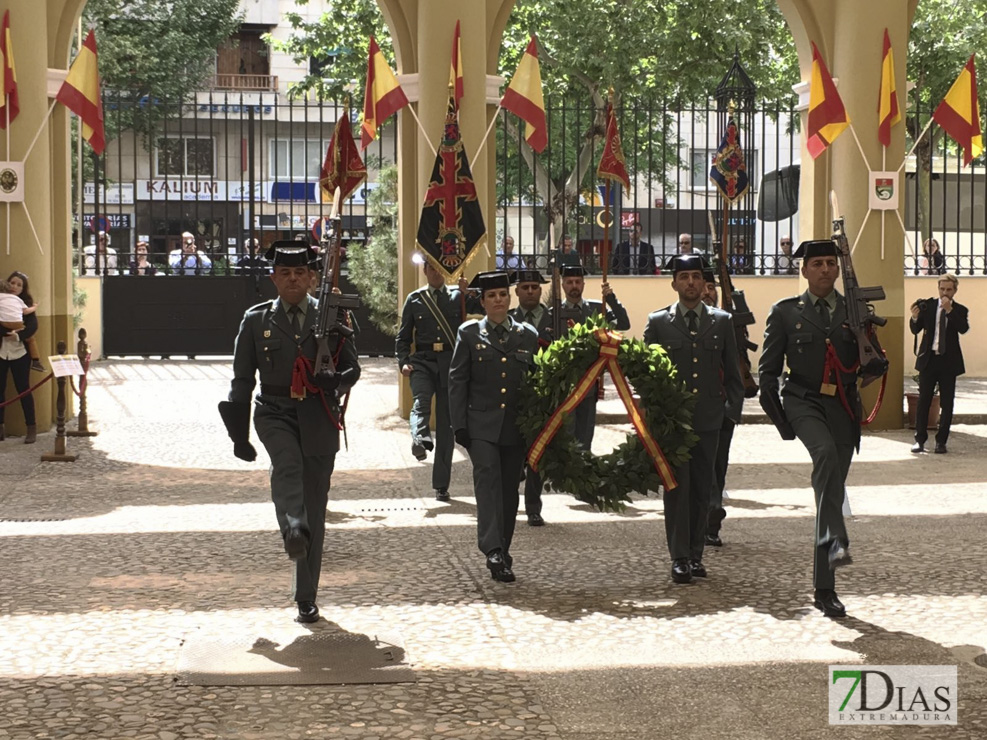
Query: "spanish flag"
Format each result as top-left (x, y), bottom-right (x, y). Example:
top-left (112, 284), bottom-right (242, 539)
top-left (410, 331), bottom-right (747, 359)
top-left (596, 98), bottom-right (630, 196)
top-left (56, 30), bottom-right (105, 154)
top-left (806, 41), bottom-right (850, 159)
top-left (877, 29), bottom-right (901, 147)
top-left (933, 54), bottom-right (984, 166)
top-left (360, 36), bottom-right (409, 150)
top-left (449, 20), bottom-right (464, 110)
top-left (0, 10), bottom-right (19, 129)
top-left (501, 35), bottom-right (547, 153)
top-left (320, 108), bottom-right (367, 203)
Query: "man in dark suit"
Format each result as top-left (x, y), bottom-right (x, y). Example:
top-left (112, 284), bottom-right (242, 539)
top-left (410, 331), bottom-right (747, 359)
top-left (510, 269), bottom-right (552, 526)
top-left (554, 265), bottom-right (631, 450)
top-left (222, 243), bottom-right (361, 624)
top-left (449, 272), bottom-right (540, 582)
top-left (395, 258), bottom-right (480, 501)
top-left (611, 222), bottom-right (657, 275)
top-left (910, 273), bottom-right (969, 454)
top-left (643, 255), bottom-right (744, 584)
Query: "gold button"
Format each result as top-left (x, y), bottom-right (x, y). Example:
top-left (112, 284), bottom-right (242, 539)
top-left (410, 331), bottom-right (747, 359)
top-left (501, 357), bottom-right (507, 363)
top-left (693, 372), bottom-right (698, 378)
top-left (693, 357), bottom-right (698, 363)
top-left (692, 388), bottom-right (699, 394)
top-left (501, 388), bottom-right (507, 394)
top-left (501, 372), bottom-right (507, 378)
top-left (500, 403), bottom-right (506, 409)
top-left (693, 343), bottom-right (698, 348)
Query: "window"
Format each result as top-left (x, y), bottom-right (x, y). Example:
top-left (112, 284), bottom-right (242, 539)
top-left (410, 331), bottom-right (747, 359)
top-left (270, 140), bottom-right (326, 180)
top-left (155, 137), bottom-right (215, 177)
top-left (691, 148), bottom-right (758, 190)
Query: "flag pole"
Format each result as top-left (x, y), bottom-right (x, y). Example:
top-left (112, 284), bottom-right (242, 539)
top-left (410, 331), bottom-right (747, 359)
top-left (22, 99), bottom-right (58, 163)
top-left (881, 148), bottom-right (886, 260)
top-left (5, 101), bottom-right (8, 256)
top-left (406, 103), bottom-right (437, 158)
top-left (601, 180), bottom-right (611, 282)
top-left (900, 116), bottom-right (936, 171)
top-left (472, 104), bottom-right (502, 163)
top-left (847, 123), bottom-right (872, 171)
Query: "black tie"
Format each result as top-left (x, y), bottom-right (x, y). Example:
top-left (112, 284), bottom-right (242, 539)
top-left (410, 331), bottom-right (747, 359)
top-left (937, 307), bottom-right (947, 354)
top-left (288, 306), bottom-right (301, 335)
top-left (525, 311), bottom-right (535, 325)
top-left (687, 310), bottom-right (698, 334)
top-left (817, 299), bottom-right (830, 330)
top-left (495, 324), bottom-right (507, 343)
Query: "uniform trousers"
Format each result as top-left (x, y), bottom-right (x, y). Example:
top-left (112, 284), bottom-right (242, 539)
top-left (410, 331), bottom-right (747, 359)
top-left (468, 439), bottom-right (525, 557)
top-left (254, 401), bottom-right (336, 603)
top-left (914, 354), bottom-right (958, 447)
top-left (664, 430), bottom-right (719, 562)
top-left (789, 398), bottom-right (853, 591)
top-left (709, 417), bottom-right (735, 530)
top-left (573, 394), bottom-right (597, 450)
top-left (523, 466), bottom-right (543, 517)
top-left (409, 361), bottom-right (453, 490)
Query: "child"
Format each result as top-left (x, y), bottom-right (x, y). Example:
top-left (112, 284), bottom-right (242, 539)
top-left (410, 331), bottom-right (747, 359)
top-left (0, 279), bottom-right (44, 372)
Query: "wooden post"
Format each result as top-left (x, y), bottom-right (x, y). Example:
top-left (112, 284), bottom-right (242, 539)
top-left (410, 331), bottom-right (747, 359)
top-left (41, 341), bottom-right (77, 462)
top-left (68, 328), bottom-right (97, 437)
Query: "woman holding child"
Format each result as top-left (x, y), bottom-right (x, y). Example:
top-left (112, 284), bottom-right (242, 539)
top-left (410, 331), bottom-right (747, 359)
top-left (0, 271), bottom-right (41, 443)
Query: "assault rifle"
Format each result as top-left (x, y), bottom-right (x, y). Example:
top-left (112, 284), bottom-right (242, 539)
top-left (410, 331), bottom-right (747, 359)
top-left (312, 188), bottom-right (360, 382)
top-left (830, 192), bottom-right (889, 386)
top-left (709, 211), bottom-right (759, 398)
top-left (549, 248), bottom-right (583, 338)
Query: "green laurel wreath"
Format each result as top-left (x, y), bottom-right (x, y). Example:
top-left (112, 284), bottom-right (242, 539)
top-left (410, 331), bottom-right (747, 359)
top-left (517, 313), bottom-right (699, 513)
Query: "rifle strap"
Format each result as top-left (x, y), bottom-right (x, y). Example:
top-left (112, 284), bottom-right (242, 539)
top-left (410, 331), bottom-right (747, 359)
top-left (421, 289), bottom-right (458, 347)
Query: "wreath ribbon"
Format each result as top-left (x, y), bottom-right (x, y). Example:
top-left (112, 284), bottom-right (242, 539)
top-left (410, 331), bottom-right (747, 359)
top-left (527, 327), bottom-right (678, 490)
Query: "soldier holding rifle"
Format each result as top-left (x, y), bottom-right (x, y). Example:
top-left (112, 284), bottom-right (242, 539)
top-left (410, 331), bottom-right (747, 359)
top-left (221, 242), bottom-right (361, 624)
top-left (758, 229), bottom-right (887, 619)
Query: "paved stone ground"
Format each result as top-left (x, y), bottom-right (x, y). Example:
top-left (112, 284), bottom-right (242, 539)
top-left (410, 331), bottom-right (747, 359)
top-left (1, 358), bottom-right (985, 739)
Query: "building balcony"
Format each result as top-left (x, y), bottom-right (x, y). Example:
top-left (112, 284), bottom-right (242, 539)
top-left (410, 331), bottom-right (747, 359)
top-left (212, 74), bottom-right (279, 92)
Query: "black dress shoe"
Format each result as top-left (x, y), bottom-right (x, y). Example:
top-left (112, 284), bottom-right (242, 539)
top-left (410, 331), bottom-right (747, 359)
top-left (434, 488), bottom-right (450, 502)
top-left (671, 559), bottom-right (692, 584)
top-left (296, 600), bottom-right (320, 623)
top-left (499, 565), bottom-right (517, 583)
top-left (704, 533), bottom-right (723, 547)
top-left (486, 550), bottom-right (514, 582)
top-left (827, 539), bottom-right (853, 569)
top-left (813, 589), bottom-right (846, 618)
top-left (527, 513), bottom-right (545, 526)
top-left (934, 443), bottom-right (947, 454)
top-left (411, 441), bottom-right (427, 461)
top-left (911, 442), bottom-right (925, 453)
top-left (689, 559), bottom-right (707, 578)
top-left (284, 527), bottom-right (309, 561)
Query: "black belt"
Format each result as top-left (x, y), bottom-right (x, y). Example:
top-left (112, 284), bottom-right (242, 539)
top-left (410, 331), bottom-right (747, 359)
top-left (786, 374), bottom-right (856, 396)
top-left (260, 384), bottom-right (295, 398)
top-left (416, 342), bottom-right (451, 353)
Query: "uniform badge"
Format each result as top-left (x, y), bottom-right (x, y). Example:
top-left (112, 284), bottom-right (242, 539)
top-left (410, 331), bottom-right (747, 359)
top-left (795, 323), bottom-right (802, 330)
top-left (264, 330), bottom-right (271, 338)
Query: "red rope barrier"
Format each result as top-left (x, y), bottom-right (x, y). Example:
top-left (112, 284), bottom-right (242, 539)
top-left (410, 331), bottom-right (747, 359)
top-left (0, 372), bottom-right (54, 408)
top-left (69, 353), bottom-right (92, 398)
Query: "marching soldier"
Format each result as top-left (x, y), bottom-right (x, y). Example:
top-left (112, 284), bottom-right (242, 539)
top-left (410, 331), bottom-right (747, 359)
top-left (554, 265), bottom-right (631, 449)
top-left (758, 240), bottom-right (859, 618)
top-left (449, 271), bottom-right (540, 582)
top-left (221, 243), bottom-right (361, 624)
top-left (644, 255), bottom-right (743, 584)
top-left (510, 268), bottom-right (552, 526)
top-left (704, 265), bottom-right (733, 547)
top-left (395, 258), bottom-right (480, 501)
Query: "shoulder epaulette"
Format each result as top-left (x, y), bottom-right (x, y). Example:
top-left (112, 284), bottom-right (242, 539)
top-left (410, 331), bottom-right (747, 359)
top-left (246, 300), bottom-right (274, 313)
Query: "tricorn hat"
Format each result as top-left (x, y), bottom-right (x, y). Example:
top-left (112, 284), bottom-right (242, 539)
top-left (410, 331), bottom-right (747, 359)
top-left (468, 271), bottom-right (511, 293)
top-left (512, 269), bottom-right (547, 285)
top-left (792, 239), bottom-right (838, 260)
top-left (664, 254), bottom-right (710, 275)
top-left (702, 267), bottom-right (716, 284)
top-left (560, 265), bottom-right (585, 278)
top-left (264, 241), bottom-right (319, 268)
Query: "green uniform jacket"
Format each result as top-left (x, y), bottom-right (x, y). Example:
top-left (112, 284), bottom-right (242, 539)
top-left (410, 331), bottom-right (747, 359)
top-left (395, 286), bottom-right (482, 375)
top-left (549, 297), bottom-right (631, 332)
top-left (510, 304), bottom-right (553, 346)
top-left (230, 296), bottom-right (361, 456)
top-left (448, 316), bottom-right (540, 446)
top-left (758, 290), bottom-right (861, 447)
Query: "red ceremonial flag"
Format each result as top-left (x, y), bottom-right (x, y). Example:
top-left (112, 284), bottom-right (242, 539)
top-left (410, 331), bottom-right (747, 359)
top-left (0, 10), bottom-right (19, 129)
top-left (320, 109), bottom-right (367, 203)
top-left (449, 20), bottom-right (464, 110)
top-left (500, 35), bottom-right (547, 152)
top-left (806, 41), bottom-right (850, 159)
top-left (596, 100), bottom-right (630, 196)
top-left (56, 29), bottom-right (105, 154)
top-left (933, 54), bottom-right (984, 166)
top-left (877, 28), bottom-right (901, 147)
top-left (360, 36), bottom-right (409, 150)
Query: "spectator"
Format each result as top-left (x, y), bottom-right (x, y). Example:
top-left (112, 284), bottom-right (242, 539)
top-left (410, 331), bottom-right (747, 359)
top-left (611, 222), bottom-right (657, 275)
top-left (920, 238), bottom-right (945, 275)
top-left (83, 231), bottom-right (119, 275)
top-left (237, 238), bottom-right (269, 275)
top-left (678, 233), bottom-right (694, 255)
top-left (774, 235), bottom-right (797, 275)
top-left (496, 236), bottom-right (522, 273)
top-left (729, 238), bottom-right (753, 275)
top-left (128, 240), bottom-right (158, 276)
top-left (559, 235), bottom-right (582, 268)
top-left (168, 232), bottom-right (213, 275)
top-left (0, 270), bottom-right (40, 443)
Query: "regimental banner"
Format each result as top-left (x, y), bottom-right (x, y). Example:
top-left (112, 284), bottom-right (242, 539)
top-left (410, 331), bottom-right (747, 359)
top-left (868, 170), bottom-right (899, 210)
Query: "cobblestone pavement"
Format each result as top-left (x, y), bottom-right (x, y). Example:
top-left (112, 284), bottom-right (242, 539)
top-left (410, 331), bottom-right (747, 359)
top-left (1, 358), bottom-right (985, 739)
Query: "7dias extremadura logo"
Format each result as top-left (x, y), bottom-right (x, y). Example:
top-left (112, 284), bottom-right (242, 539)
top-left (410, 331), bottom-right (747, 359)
top-left (829, 665), bottom-right (957, 725)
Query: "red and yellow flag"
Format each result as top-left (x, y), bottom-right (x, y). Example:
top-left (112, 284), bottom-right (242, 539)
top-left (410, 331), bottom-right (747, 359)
top-left (449, 20), bottom-right (464, 110)
top-left (877, 29), bottom-right (901, 147)
top-left (596, 98), bottom-right (630, 196)
top-left (360, 36), bottom-right (409, 150)
top-left (501, 35), bottom-right (547, 153)
top-left (56, 29), bottom-right (104, 154)
top-left (807, 41), bottom-right (850, 159)
top-left (933, 54), bottom-right (984, 166)
top-left (320, 109), bottom-right (367, 203)
top-left (0, 10), bottom-right (19, 129)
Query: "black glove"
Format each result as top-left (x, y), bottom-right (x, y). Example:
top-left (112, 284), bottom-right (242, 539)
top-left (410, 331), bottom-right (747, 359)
top-left (313, 372), bottom-right (340, 392)
top-left (218, 401), bottom-right (258, 461)
top-left (454, 429), bottom-right (471, 449)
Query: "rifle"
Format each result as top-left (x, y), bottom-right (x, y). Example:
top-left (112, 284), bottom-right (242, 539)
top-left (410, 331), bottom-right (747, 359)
top-left (312, 187), bottom-right (361, 382)
top-left (830, 192), bottom-right (889, 386)
top-left (709, 211), bottom-right (759, 398)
